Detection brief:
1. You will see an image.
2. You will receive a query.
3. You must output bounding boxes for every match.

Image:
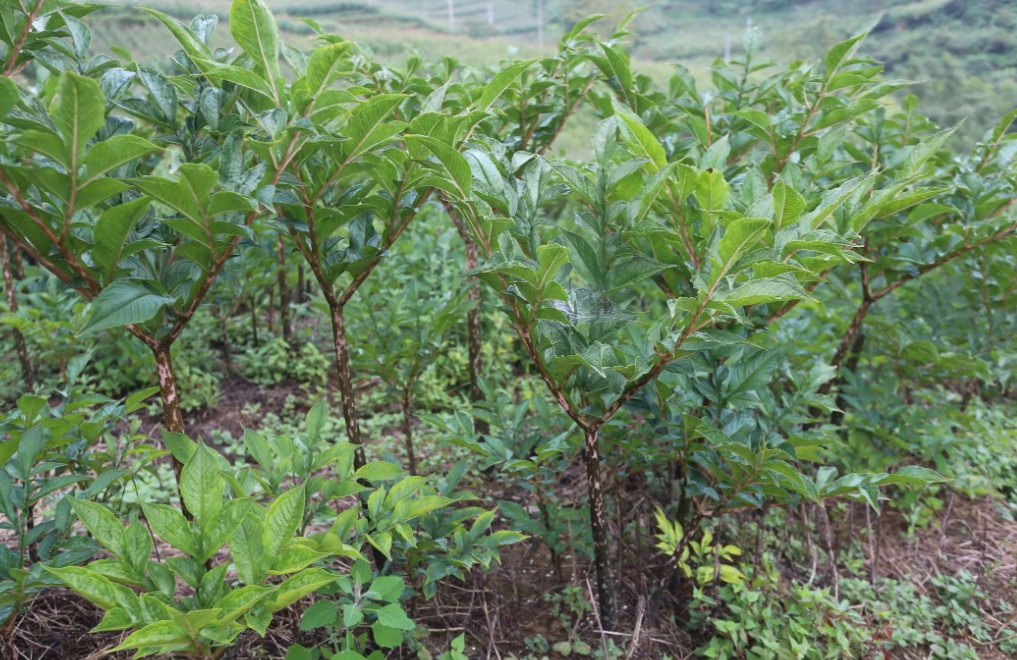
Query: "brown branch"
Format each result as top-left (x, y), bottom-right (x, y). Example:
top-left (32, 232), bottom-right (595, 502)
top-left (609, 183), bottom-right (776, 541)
top-left (2, 0), bottom-right (43, 76)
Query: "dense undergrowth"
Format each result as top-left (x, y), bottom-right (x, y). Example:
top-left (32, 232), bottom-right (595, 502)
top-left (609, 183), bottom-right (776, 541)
top-left (1, 1), bottom-right (1017, 659)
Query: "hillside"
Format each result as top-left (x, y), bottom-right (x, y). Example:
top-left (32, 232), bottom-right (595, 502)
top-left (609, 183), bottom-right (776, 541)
top-left (81, 0), bottom-right (1015, 145)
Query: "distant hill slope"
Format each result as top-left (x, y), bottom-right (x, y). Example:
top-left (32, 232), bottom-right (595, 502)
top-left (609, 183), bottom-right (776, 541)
top-left (85, 0), bottom-right (1016, 146)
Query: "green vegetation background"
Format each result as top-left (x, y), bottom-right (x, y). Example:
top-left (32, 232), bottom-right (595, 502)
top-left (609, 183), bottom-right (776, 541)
top-left (86, 0), bottom-right (1017, 151)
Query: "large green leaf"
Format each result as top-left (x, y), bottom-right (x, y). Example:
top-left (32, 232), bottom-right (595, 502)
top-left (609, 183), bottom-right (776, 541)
top-left (405, 134), bottom-right (471, 200)
top-left (305, 42), bottom-right (351, 97)
top-left (230, 0), bottom-right (282, 102)
top-left (718, 275), bottom-right (816, 308)
top-left (52, 72), bottom-right (106, 162)
top-left (268, 569), bottom-right (336, 612)
top-left (81, 281), bottom-right (175, 335)
top-left (262, 483), bottom-right (305, 559)
top-left (200, 498), bottom-right (255, 563)
top-left (141, 502), bottom-right (197, 556)
top-left (230, 516), bottom-right (265, 585)
top-left (477, 59), bottom-right (536, 112)
top-left (340, 94), bottom-right (406, 164)
top-left (82, 136), bottom-right (161, 186)
top-left (44, 567), bottom-right (119, 610)
top-left (67, 498), bottom-right (128, 559)
top-left (110, 620), bottom-right (191, 653)
top-left (180, 441), bottom-right (226, 529)
top-left (91, 198), bottom-right (152, 280)
top-left (0, 77), bottom-right (19, 118)
top-left (140, 8), bottom-right (213, 63)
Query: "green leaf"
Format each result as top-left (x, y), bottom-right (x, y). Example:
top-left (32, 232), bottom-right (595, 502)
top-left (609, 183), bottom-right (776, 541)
top-left (67, 498), bottom-right (128, 559)
top-left (695, 168), bottom-right (729, 214)
top-left (215, 585), bottom-right (273, 624)
top-left (596, 43), bottom-right (633, 101)
top-left (902, 125), bottom-right (959, 178)
top-left (374, 603), bottom-right (414, 630)
top-left (44, 566), bottom-right (118, 609)
top-left (91, 198), bottom-right (152, 280)
top-left (477, 59), bottom-right (536, 112)
top-left (110, 620), bottom-right (190, 652)
top-left (762, 460), bottom-right (819, 502)
top-left (268, 544), bottom-right (329, 574)
top-left (141, 502), bottom-right (197, 556)
top-left (340, 94), bottom-right (406, 164)
top-left (875, 466), bottom-right (947, 487)
top-left (230, 516), bottom-right (265, 585)
top-left (824, 33), bottom-right (866, 77)
top-left (405, 134), bottom-right (471, 200)
top-left (700, 135), bottom-right (731, 171)
top-left (606, 256), bottom-right (665, 291)
top-left (367, 576), bottom-right (405, 603)
top-left (305, 401), bottom-right (327, 445)
top-left (201, 63), bottom-right (277, 100)
top-left (0, 78), bottom-right (18, 118)
top-left (717, 217), bottom-right (770, 268)
top-left (772, 181), bottom-right (805, 231)
top-left (560, 230), bottom-right (606, 289)
top-left (354, 461), bottom-right (405, 482)
top-left (82, 135), bottom-right (161, 185)
top-left (52, 72), bottom-right (106, 161)
top-left (180, 441), bottom-right (226, 528)
top-left (718, 275), bottom-right (816, 308)
top-left (125, 521), bottom-right (152, 572)
top-left (615, 106), bottom-right (666, 169)
top-left (92, 607), bottom-right (134, 632)
top-left (230, 0), bottom-right (282, 102)
top-left (81, 281), bottom-right (175, 335)
top-left (200, 498), bottom-right (255, 563)
top-left (299, 600), bottom-right (337, 630)
top-left (269, 569), bottom-right (337, 612)
top-left (263, 483), bottom-right (305, 559)
top-left (164, 431), bottom-right (198, 464)
top-left (305, 42), bottom-right (351, 96)
top-left (371, 622), bottom-right (403, 648)
top-left (140, 8), bottom-right (213, 62)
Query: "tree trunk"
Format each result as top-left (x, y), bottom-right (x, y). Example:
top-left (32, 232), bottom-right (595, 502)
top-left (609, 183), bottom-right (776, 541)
top-left (402, 390), bottom-right (417, 476)
top-left (297, 264), bottom-right (305, 305)
top-left (152, 345), bottom-right (190, 518)
top-left (1, 237), bottom-right (34, 389)
top-left (329, 304), bottom-right (366, 469)
top-left (250, 296), bottom-right (259, 347)
top-left (328, 302), bottom-right (388, 568)
top-left (821, 299), bottom-right (872, 394)
top-left (11, 243), bottom-right (23, 280)
top-left (268, 284), bottom-right (275, 333)
top-left (831, 332), bottom-right (865, 427)
top-left (220, 316), bottom-right (232, 373)
top-left (464, 241), bottom-right (489, 436)
top-left (277, 235), bottom-right (291, 344)
top-left (584, 426), bottom-right (616, 630)
top-left (449, 208), bottom-right (489, 436)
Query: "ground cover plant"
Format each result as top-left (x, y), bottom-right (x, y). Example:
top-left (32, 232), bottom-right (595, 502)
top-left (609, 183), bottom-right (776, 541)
top-left (2, 1), bottom-right (1017, 659)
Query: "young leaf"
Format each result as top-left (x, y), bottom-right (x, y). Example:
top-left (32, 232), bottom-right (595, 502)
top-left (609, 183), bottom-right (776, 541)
top-left (52, 72), bottom-right (106, 161)
top-left (263, 483), bottom-right (305, 559)
top-left (180, 441), bottom-right (226, 528)
top-left (67, 498), bottom-right (128, 559)
top-left (230, 0), bottom-right (282, 102)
